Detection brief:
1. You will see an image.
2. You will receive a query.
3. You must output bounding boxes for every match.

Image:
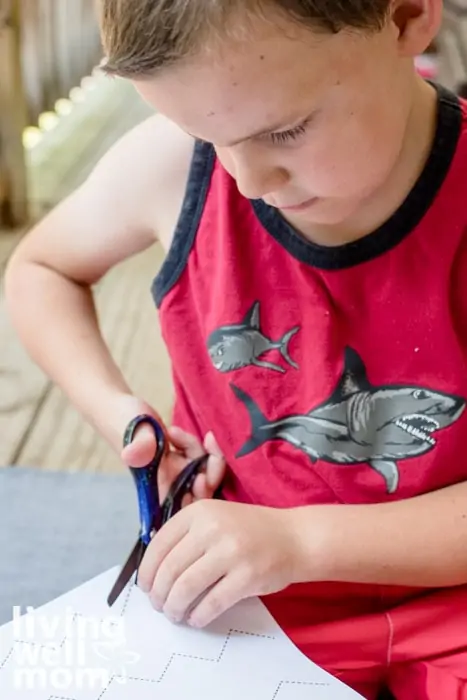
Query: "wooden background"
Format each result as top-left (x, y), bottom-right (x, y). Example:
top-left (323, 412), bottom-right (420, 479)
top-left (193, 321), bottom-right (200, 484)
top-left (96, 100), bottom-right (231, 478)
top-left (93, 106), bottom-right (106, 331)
top-left (0, 0), bottom-right (102, 226)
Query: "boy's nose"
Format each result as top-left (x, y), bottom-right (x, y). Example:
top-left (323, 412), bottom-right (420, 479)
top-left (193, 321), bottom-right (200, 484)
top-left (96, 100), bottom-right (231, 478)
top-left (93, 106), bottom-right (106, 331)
top-left (232, 157), bottom-right (289, 201)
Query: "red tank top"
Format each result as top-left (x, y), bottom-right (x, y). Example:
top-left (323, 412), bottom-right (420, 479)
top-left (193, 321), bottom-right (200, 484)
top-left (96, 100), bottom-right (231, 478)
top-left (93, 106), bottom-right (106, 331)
top-left (152, 84), bottom-right (467, 642)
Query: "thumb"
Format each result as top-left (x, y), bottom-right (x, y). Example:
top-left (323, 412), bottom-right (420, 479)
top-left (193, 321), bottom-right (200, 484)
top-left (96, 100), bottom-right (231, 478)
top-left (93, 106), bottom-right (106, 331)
top-left (121, 423), bottom-right (163, 468)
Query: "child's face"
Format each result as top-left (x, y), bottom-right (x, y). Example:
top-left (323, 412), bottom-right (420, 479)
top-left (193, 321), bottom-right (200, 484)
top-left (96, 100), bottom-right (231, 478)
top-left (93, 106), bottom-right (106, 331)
top-left (135, 9), bottom-right (435, 229)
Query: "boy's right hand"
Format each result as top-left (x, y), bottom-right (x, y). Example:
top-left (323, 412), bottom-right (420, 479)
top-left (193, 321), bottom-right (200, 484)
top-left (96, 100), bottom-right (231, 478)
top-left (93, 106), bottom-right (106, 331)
top-left (120, 407), bottom-right (226, 505)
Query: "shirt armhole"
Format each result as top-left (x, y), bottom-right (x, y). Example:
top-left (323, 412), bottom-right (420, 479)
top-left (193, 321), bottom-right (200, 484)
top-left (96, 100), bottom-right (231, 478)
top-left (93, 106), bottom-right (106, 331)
top-left (151, 140), bottom-right (216, 308)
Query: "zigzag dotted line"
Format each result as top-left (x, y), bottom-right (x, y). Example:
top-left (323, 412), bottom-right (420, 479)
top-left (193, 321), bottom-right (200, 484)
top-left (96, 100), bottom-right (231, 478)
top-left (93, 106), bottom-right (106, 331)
top-left (119, 584), bottom-right (133, 618)
top-left (0, 614), bottom-right (81, 669)
top-left (94, 628), bottom-right (276, 699)
top-left (0, 611), bottom-right (120, 671)
top-left (1, 586), bottom-right (321, 700)
top-left (272, 679), bottom-right (331, 699)
top-left (2, 621), bottom-right (277, 700)
top-left (0, 647), bottom-right (13, 670)
top-left (159, 628), bottom-right (275, 682)
top-left (93, 672), bottom-right (331, 700)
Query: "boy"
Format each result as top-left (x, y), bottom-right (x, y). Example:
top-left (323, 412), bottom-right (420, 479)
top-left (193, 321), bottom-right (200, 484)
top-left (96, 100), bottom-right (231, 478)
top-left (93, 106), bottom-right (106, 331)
top-left (5, 0), bottom-right (467, 697)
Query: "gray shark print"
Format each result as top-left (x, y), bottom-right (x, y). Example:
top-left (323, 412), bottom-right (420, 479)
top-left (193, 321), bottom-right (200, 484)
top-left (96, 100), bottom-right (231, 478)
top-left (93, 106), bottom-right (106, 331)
top-left (207, 301), bottom-right (299, 374)
top-left (232, 347), bottom-right (466, 494)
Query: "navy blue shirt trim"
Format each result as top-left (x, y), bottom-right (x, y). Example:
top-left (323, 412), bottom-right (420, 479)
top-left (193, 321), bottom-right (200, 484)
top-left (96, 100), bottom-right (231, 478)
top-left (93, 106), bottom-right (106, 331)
top-left (251, 83), bottom-right (462, 270)
top-left (152, 83), bottom-right (462, 308)
top-left (152, 139), bottom-right (216, 308)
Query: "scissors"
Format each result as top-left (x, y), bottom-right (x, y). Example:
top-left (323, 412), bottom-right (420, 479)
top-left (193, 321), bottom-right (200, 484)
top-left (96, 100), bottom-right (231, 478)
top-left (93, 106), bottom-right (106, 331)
top-left (107, 414), bottom-right (209, 607)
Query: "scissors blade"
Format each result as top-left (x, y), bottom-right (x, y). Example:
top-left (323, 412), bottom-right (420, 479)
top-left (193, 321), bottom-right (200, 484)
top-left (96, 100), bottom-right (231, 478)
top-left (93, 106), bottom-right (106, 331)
top-left (107, 538), bottom-right (146, 607)
top-left (161, 455), bottom-right (209, 524)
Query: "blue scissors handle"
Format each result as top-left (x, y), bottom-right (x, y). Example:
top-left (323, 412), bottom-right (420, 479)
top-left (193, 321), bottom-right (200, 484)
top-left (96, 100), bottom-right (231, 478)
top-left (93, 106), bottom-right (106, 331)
top-left (124, 414), bottom-right (167, 546)
top-left (108, 415), bottom-right (213, 607)
top-left (123, 415), bottom-right (209, 546)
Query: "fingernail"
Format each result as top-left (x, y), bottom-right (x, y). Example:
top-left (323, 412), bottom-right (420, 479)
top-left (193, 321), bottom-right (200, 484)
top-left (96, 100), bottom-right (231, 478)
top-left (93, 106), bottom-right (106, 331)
top-left (187, 615), bottom-right (201, 628)
top-left (149, 596), bottom-right (162, 612)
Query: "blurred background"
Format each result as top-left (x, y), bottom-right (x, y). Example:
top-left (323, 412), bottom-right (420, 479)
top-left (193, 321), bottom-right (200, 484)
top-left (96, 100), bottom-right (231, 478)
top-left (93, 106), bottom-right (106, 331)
top-left (0, 0), bottom-right (173, 476)
top-left (0, 0), bottom-right (466, 628)
top-left (0, 0), bottom-right (175, 624)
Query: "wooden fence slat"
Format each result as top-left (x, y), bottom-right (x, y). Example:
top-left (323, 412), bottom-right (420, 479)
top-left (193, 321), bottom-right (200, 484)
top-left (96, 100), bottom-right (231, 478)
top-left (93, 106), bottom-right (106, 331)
top-left (440, 3), bottom-right (467, 88)
top-left (0, 0), bottom-right (28, 227)
top-left (19, 1), bottom-right (41, 120)
top-left (1, 0), bottom-right (103, 227)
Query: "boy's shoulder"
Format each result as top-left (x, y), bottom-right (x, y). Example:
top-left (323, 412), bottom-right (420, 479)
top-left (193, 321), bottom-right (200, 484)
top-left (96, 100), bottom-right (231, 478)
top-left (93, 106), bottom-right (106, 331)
top-left (6, 113), bottom-right (197, 288)
top-left (91, 112), bottom-right (195, 248)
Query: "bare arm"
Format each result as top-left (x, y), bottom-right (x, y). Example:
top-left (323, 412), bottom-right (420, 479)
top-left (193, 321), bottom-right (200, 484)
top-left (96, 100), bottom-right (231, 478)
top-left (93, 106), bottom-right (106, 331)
top-left (290, 481), bottom-right (467, 588)
top-left (5, 114), bottom-right (194, 451)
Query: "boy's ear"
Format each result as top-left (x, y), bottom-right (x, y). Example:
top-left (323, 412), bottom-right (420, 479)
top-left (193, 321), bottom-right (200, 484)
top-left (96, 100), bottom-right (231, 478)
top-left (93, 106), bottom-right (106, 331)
top-left (390, 0), bottom-right (442, 57)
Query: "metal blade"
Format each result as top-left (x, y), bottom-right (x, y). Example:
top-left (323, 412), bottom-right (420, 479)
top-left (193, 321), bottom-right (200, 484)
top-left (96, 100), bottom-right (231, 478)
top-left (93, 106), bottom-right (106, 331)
top-left (107, 538), bottom-right (145, 607)
top-left (161, 455), bottom-right (208, 524)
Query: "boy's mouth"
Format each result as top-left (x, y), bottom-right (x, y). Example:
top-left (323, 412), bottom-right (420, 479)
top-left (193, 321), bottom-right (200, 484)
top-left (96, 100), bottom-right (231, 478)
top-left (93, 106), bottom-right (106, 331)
top-left (276, 197), bottom-right (318, 212)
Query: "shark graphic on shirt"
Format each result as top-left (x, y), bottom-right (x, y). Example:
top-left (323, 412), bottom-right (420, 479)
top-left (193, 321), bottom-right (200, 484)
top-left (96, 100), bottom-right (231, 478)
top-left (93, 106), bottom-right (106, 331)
top-left (207, 301), bottom-right (299, 374)
top-left (232, 347), bottom-right (466, 493)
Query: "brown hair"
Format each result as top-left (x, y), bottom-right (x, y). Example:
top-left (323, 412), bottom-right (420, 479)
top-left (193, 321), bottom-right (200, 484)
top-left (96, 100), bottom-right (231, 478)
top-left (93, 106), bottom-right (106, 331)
top-left (99, 0), bottom-right (391, 78)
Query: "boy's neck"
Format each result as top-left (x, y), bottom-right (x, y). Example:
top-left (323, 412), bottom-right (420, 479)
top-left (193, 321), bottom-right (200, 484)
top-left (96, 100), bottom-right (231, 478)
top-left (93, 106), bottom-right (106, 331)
top-left (284, 78), bottom-right (439, 248)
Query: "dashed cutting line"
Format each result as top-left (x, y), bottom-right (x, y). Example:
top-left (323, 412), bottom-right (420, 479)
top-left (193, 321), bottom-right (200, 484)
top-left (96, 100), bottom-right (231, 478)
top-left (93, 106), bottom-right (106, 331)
top-left (60, 627), bottom-right (278, 700)
top-left (0, 584), bottom-right (319, 700)
top-left (0, 647), bottom-right (13, 670)
top-left (0, 613), bottom-right (82, 671)
top-left (0, 611), bottom-right (119, 673)
top-left (75, 674), bottom-right (332, 700)
top-left (150, 628), bottom-right (276, 684)
top-left (119, 584), bottom-right (133, 618)
top-left (96, 677), bottom-right (113, 700)
top-left (272, 680), bottom-right (331, 699)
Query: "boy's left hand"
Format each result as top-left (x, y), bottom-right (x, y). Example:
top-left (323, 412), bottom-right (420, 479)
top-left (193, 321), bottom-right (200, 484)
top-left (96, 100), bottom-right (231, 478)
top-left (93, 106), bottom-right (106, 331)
top-left (137, 499), bottom-right (301, 628)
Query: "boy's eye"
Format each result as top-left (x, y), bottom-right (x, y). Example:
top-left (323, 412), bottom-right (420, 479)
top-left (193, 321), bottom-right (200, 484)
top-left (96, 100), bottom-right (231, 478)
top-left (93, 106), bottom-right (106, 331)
top-left (267, 120), bottom-right (310, 146)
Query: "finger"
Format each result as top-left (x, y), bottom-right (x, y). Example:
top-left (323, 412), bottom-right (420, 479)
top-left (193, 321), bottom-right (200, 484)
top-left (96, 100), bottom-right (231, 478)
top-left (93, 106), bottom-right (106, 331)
top-left (205, 453), bottom-right (226, 493)
top-left (191, 460), bottom-right (225, 500)
top-left (187, 571), bottom-right (246, 629)
top-left (203, 432), bottom-right (226, 494)
top-left (204, 431), bottom-right (223, 458)
top-left (162, 552), bottom-right (226, 624)
top-left (137, 512), bottom-right (190, 594)
top-left (181, 492), bottom-right (194, 508)
top-left (191, 472), bottom-right (210, 500)
top-left (149, 533), bottom-right (206, 613)
top-left (121, 424), bottom-right (160, 468)
top-left (168, 427), bottom-right (205, 461)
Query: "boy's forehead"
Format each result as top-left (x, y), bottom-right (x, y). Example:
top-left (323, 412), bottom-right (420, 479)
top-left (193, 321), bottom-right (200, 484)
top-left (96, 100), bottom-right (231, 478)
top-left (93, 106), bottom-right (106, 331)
top-left (135, 22), bottom-right (385, 145)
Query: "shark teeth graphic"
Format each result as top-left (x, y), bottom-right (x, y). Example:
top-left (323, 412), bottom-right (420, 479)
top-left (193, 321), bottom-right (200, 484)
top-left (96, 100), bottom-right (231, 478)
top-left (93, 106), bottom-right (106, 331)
top-left (395, 414), bottom-right (439, 445)
top-left (233, 347), bottom-right (466, 495)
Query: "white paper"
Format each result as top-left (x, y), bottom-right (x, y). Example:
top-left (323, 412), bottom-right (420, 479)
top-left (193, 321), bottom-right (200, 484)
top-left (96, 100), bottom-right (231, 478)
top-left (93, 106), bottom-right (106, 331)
top-left (0, 568), bottom-right (363, 699)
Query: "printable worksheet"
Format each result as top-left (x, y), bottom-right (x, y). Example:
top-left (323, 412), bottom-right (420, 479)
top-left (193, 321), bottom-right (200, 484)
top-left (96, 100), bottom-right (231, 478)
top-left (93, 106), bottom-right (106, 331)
top-left (0, 568), bottom-right (363, 699)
